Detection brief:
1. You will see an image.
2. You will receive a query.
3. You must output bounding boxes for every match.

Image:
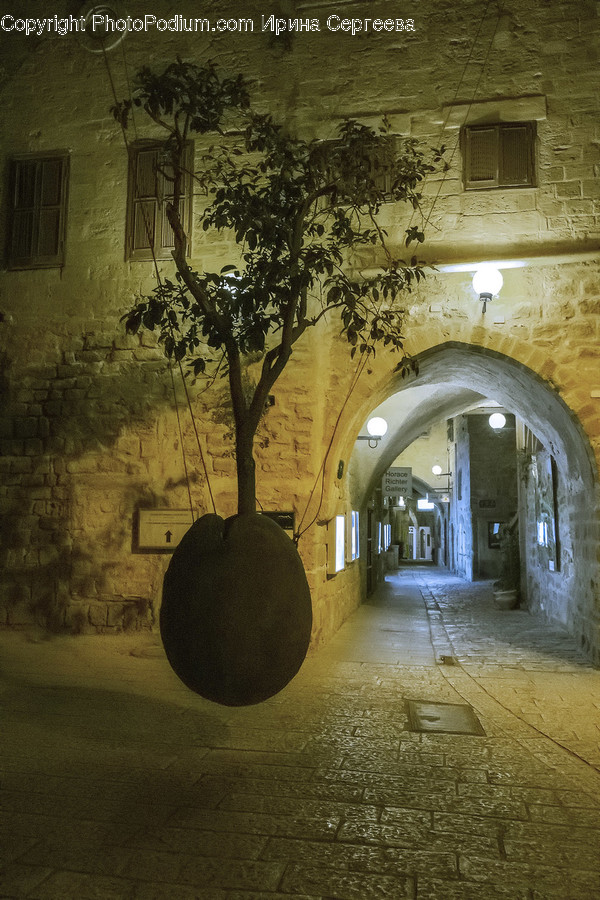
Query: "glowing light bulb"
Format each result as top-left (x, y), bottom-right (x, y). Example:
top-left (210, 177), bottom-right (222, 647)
top-left (489, 412), bottom-right (506, 430)
top-left (472, 266), bottom-right (503, 298)
top-left (366, 417), bottom-right (388, 437)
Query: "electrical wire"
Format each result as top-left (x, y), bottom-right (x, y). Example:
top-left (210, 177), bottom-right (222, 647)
top-left (421, 0), bottom-right (503, 234)
top-left (168, 361), bottom-right (195, 516)
top-left (295, 349), bottom-right (370, 542)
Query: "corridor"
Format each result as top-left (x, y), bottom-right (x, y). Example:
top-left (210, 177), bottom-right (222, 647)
top-left (1, 566), bottom-right (600, 899)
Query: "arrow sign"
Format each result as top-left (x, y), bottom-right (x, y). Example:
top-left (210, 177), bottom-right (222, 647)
top-left (137, 509), bottom-right (196, 553)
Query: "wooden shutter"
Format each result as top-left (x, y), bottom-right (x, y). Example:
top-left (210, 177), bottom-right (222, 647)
top-left (130, 147), bottom-right (159, 255)
top-left (127, 142), bottom-right (193, 260)
top-left (464, 127), bottom-right (498, 189)
top-left (499, 124), bottom-right (533, 186)
top-left (371, 138), bottom-right (395, 196)
top-left (464, 123), bottom-right (535, 190)
top-left (9, 155), bottom-right (68, 268)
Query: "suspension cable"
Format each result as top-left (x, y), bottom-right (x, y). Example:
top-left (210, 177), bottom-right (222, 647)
top-left (102, 43), bottom-right (217, 517)
top-left (103, 6), bottom-right (503, 536)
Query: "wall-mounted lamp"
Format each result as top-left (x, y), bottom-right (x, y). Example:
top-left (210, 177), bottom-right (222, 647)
top-left (472, 266), bottom-right (503, 313)
top-left (488, 412), bottom-right (506, 430)
top-left (431, 463), bottom-right (452, 492)
top-left (357, 416), bottom-right (388, 448)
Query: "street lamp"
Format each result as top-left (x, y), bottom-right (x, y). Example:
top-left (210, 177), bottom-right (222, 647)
top-left (431, 463), bottom-right (452, 493)
top-left (489, 412), bottom-right (506, 430)
top-left (358, 416), bottom-right (388, 448)
top-left (473, 266), bottom-right (503, 313)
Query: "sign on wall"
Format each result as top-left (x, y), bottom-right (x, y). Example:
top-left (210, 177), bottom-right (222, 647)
top-left (383, 467), bottom-right (412, 498)
top-left (136, 509), bottom-right (196, 553)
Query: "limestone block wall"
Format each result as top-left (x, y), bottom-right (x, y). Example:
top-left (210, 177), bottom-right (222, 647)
top-left (0, 0), bottom-right (599, 654)
top-left (451, 417), bottom-right (473, 581)
top-left (520, 448), bottom-right (574, 622)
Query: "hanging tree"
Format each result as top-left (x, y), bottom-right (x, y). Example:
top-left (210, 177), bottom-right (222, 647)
top-left (113, 59), bottom-right (443, 704)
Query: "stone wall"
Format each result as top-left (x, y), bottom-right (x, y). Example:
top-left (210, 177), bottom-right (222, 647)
top-left (0, 0), bottom-right (599, 654)
top-left (451, 416), bottom-right (473, 581)
top-left (519, 441), bottom-right (599, 660)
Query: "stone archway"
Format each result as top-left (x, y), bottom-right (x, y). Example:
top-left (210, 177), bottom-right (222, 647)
top-left (340, 342), bottom-right (600, 662)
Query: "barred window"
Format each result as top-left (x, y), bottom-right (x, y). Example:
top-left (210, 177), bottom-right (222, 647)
top-left (126, 141), bottom-right (193, 261)
top-left (462, 123), bottom-right (535, 190)
top-left (7, 153), bottom-right (69, 269)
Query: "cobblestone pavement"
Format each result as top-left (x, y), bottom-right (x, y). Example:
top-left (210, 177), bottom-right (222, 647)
top-left (1, 565), bottom-right (599, 899)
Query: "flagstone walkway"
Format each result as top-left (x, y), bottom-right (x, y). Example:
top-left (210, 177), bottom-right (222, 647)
top-left (1, 565), bottom-right (599, 899)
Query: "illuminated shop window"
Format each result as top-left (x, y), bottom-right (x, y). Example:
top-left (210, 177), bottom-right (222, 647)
top-left (383, 524), bottom-right (391, 551)
top-left (349, 510), bottom-right (360, 561)
top-left (328, 514), bottom-right (346, 575)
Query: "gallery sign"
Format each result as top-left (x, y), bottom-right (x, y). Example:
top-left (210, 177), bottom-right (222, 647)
top-left (383, 467), bottom-right (412, 498)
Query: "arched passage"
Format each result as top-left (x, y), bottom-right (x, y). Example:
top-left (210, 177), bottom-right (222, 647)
top-left (340, 342), bottom-right (600, 662)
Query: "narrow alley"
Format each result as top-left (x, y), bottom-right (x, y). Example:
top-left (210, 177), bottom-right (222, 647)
top-left (1, 566), bottom-right (599, 899)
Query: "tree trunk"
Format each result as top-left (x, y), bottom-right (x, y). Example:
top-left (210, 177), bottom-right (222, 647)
top-left (236, 424), bottom-right (257, 515)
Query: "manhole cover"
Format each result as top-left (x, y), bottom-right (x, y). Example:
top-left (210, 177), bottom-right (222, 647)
top-left (406, 699), bottom-right (485, 735)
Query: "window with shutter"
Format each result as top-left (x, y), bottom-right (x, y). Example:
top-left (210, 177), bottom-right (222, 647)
top-left (126, 141), bottom-right (193, 261)
top-left (499, 124), bottom-right (532, 186)
top-left (368, 137), bottom-right (396, 196)
top-left (7, 153), bottom-right (69, 269)
top-left (463, 123), bottom-right (535, 190)
top-left (313, 136), bottom-right (397, 202)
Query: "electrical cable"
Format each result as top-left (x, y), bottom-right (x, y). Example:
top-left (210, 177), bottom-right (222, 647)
top-left (295, 349), bottom-right (370, 542)
top-left (421, 0), bottom-right (502, 235)
top-left (175, 357), bottom-right (217, 514)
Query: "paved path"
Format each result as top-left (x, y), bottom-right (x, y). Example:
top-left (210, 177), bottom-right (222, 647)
top-left (1, 565), bottom-right (599, 899)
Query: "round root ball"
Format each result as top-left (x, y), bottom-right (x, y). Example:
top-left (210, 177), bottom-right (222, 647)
top-left (160, 513), bottom-right (313, 706)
